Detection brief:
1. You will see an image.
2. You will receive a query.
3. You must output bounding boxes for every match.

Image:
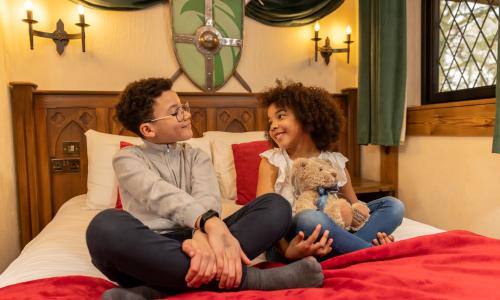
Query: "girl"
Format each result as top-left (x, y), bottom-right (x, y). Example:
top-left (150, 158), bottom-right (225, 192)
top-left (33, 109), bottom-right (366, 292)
top-left (256, 80), bottom-right (404, 262)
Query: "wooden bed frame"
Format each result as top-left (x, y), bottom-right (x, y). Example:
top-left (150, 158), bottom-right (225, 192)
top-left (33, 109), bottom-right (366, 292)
top-left (10, 82), bottom-right (397, 247)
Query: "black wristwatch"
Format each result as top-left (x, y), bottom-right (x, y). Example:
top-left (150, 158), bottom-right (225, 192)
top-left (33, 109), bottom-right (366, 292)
top-left (199, 209), bottom-right (219, 233)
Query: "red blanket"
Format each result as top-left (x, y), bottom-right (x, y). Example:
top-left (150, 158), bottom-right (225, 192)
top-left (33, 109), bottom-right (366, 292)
top-left (1, 230), bottom-right (500, 300)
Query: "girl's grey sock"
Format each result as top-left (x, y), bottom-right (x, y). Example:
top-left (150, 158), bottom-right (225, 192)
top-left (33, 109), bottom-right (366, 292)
top-left (242, 256), bottom-right (324, 290)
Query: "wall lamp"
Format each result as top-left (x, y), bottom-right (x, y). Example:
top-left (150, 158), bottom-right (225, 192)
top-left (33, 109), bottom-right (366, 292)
top-left (311, 21), bottom-right (353, 65)
top-left (22, 1), bottom-right (89, 55)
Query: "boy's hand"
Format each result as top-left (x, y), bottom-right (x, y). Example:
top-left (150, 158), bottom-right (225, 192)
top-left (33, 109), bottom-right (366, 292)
top-left (181, 230), bottom-right (217, 288)
top-left (284, 224), bottom-right (333, 260)
top-left (204, 218), bottom-right (251, 290)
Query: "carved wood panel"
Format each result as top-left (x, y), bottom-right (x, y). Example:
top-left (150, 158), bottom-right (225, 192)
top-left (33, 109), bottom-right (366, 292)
top-left (190, 107), bottom-right (207, 137)
top-left (47, 108), bottom-right (97, 213)
top-left (109, 108), bottom-right (137, 137)
top-left (216, 108), bottom-right (255, 132)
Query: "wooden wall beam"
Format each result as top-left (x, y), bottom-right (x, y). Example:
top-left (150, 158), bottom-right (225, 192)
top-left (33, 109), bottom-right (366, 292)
top-left (407, 98), bottom-right (496, 136)
top-left (380, 146), bottom-right (398, 197)
top-left (342, 88), bottom-right (361, 178)
top-left (10, 82), bottom-right (39, 246)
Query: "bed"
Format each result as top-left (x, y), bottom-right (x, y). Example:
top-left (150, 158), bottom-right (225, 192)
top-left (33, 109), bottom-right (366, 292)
top-left (2, 83), bottom-right (500, 299)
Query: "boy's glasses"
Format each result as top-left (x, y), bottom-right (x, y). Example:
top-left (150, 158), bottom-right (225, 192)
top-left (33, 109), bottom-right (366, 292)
top-left (148, 103), bottom-right (190, 123)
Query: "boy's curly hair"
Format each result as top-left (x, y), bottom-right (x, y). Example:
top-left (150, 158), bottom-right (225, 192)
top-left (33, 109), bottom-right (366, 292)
top-left (260, 80), bottom-right (345, 151)
top-left (116, 78), bottom-right (173, 137)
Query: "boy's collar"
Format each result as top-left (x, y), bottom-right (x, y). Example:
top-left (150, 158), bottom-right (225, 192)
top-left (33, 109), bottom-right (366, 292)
top-left (142, 139), bottom-right (178, 152)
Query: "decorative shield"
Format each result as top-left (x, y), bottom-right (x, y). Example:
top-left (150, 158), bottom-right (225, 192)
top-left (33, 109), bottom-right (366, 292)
top-left (171, 0), bottom-right (245, 92)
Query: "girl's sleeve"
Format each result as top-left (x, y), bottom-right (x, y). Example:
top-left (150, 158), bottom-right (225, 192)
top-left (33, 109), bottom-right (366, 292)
top-left (260, 149), bottom-right (287, 192)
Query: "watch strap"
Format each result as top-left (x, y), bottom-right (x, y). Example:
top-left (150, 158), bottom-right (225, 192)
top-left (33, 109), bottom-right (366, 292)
top-left (199, 209), bottom-right (219, 233)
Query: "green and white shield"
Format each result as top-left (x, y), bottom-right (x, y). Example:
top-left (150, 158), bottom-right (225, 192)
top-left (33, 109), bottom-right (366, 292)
top-left (171, 0), bottom-right (245, 92)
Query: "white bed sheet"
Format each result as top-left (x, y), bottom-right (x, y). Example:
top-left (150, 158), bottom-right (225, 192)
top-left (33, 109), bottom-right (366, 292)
top-left (0, 195), bottom-right (104, 288)
top-left (0, 195), bottom-right (443, 288)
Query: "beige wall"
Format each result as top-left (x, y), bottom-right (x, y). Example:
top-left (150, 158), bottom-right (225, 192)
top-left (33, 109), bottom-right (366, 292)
top-left (399, 0), bottom-right (500, 239)
top-left (0, 0), bottom-right (358, 269)
top-left (3, 0), bottom-right (357, 92)
top-left (0, 0), bottom-right (20, 272)
top-left (400, 137), bottom-right (500, 238)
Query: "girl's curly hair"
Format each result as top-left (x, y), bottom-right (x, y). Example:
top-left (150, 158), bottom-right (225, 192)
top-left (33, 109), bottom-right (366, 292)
top-left (116, 78), bottom-right (173, 137)
top-left (260, 80), bottom-right (345, 151)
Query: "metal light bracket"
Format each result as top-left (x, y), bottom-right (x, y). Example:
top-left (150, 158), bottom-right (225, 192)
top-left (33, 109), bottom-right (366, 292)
top-left (23, 13), bottom-right (89, 55)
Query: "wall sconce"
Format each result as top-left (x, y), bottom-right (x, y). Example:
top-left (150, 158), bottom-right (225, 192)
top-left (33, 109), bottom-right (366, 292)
top-left (311, 21), bottom-right (353, 65)
top-left (22, 1), bottom-right (89, 55)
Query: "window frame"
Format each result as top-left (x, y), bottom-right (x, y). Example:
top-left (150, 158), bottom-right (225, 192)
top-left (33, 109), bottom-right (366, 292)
top-left (421, 0), bottom-right (496, 105)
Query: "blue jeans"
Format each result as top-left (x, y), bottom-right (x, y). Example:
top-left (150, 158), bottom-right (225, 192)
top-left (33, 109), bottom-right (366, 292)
top-left (267, 196), bottom-right (404, 262)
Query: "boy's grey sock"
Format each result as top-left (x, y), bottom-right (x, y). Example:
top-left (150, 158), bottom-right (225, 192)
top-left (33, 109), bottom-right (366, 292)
top-left (101, 285), bottom-right (168, 300)
top-left (242, 256), bottom-right (324, 291)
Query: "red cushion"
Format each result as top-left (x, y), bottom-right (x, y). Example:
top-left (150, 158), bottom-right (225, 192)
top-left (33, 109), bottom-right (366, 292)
top-left (115, 141), bottom-right (134, 209)
top-left (231, 140), bottom-right (272, 205)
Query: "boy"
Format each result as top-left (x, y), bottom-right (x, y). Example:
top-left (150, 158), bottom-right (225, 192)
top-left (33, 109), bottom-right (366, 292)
top-left (86, 78), bottom-right (324, 300)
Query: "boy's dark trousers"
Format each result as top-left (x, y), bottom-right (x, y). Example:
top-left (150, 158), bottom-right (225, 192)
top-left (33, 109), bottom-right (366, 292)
top-left (86, 193), bottom-right (291, 291)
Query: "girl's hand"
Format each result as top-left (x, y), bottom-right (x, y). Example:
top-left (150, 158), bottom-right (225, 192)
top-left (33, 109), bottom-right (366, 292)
top-left (204, 218), bottom-right (251, 290)
top-left (284, 224), bottom-right (333, 260)
top-left (181, 230), bottom-right (217, 288)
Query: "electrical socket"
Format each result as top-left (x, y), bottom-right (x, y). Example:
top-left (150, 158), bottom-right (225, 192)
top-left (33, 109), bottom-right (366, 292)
top-left (51, 158), bottom-right (80, 173)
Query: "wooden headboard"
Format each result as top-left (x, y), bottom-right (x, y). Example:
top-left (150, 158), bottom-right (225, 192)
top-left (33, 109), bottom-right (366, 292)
top-left (10, 82), bottom-right (395, 247)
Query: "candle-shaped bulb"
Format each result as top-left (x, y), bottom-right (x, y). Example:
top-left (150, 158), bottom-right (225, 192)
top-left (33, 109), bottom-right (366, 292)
top-left (346, 25), bottom-right (352, 35)
top-left (78, 5), bottom-right (85, 15)
top-left (314, 21), bottom-right (320, 32)
top-left (25, 1), bottom-right (33, 11)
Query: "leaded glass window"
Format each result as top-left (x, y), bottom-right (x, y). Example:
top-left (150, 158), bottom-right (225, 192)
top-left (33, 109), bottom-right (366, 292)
top-left (423, 0), bottom-right (499, 104)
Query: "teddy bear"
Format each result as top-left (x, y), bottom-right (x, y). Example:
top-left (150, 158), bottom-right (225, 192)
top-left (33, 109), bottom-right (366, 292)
top-left (291, 157), bottom-right (370, 231)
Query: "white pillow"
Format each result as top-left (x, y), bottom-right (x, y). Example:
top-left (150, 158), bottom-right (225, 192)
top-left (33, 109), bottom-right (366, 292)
top-left (203, 131), bottom-right (267, 200)
top-left (85, 129), bottom-right (212, 209)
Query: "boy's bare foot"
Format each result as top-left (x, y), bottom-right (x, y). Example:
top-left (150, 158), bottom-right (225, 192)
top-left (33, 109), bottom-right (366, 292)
top-left (372, 232), bottom-right (395, 246)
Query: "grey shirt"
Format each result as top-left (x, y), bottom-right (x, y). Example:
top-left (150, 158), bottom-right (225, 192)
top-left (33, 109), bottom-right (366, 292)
top-left (113, 139), bottom-right (221, 233)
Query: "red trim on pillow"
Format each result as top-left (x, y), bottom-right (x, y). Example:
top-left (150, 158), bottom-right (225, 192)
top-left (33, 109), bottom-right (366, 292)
top-left (115, 141), bottom-right (134, 209)
top-left (116, 191), bottom-right (123, 209)
top-left (120, 141), bottom-right (134, 149)
top-left (232, 140), bottom-right (272, 205)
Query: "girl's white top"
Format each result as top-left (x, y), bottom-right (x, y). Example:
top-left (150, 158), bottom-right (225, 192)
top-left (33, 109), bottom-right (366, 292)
top-left (260, 148), bottom-right (349, 210)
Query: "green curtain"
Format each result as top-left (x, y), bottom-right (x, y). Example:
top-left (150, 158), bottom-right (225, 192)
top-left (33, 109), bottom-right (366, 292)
top-left (245, 0), bottom-right (344, 27)
top-left (357, 0), bottom-right (406, 146)
top-left (71, 0), bottom-right (344, 26)
top-left (70, 0), bottom-right (162, 10)
top-left (494, 31), bottom-right (500, 153)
